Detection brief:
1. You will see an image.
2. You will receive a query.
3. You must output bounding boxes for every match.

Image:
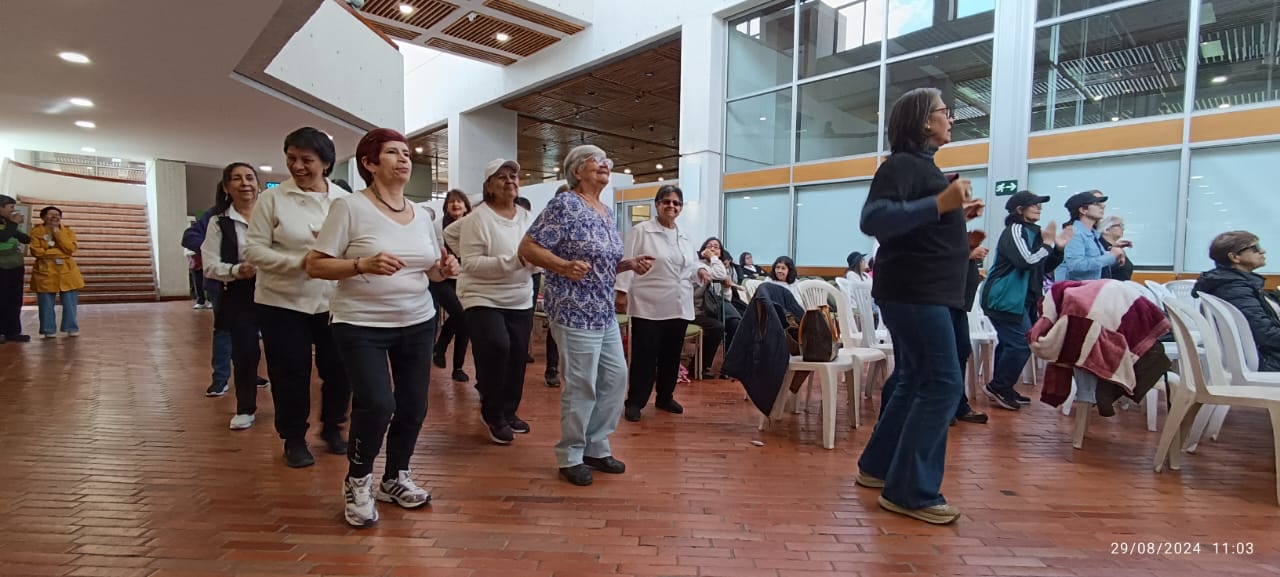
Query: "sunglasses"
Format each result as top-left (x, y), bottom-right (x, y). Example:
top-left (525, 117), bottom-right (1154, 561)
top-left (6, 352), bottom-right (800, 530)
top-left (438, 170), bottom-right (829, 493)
top-left (1237, 244), bottom-right (1264, 255)
top-left (658, 199), bottom-right (683, 207)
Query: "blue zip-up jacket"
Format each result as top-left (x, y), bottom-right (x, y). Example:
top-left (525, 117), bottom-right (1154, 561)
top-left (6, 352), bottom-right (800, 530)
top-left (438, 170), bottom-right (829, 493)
top-left (1054, 220), bottom-right (1116, 281)
top-left (182, 206), bottom-right (222, 295)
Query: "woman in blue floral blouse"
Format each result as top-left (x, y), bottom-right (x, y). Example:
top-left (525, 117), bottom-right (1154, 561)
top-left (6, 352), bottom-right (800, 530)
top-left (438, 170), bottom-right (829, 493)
top-left (519, 144), bottom-right (654, 487)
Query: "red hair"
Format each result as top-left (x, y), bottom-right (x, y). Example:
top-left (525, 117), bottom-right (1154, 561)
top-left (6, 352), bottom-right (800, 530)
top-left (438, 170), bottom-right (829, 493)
top-left (355, 128), bottom-right (408, 186)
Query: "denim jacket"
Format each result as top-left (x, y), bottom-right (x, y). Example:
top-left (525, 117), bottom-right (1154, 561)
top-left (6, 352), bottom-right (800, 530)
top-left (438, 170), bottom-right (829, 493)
top-left (1054, 220), bottom-right (1116, 281)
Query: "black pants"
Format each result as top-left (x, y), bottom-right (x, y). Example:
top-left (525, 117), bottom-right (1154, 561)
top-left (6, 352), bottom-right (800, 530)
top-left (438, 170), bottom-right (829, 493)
top-left (694, 314), bottom-right (741, 372)
top-left (331, 320), bottom-right (435, 480)
top-left (226, 301), bottom-right (261, 415)
top-left (626, 317), bottom-right (689, 409)
top-left (430, 279), bottom-right (468, 369)
top-left (0, 267), bottom-right (23, 338)
top-left (258, 304), bottom-right (350, 442)
top-left (466, 307), bottom-right (534, 424)
top-left (189, 269), bottom-right (207, 304)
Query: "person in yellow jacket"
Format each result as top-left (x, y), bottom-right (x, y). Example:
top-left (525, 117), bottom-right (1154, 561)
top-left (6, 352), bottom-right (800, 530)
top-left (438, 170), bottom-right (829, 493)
top-left (29, 206), bottom-right (84, 338)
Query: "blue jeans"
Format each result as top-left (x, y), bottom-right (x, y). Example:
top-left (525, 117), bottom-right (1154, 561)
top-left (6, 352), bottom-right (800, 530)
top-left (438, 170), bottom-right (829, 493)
top-left (209, 290), bottom-right (231, 383)
top-left (859, 303), bottom-right (965, 510)
top-left (549, 321), bottom-right (627, 468)
top-left (37, 290), bottom-right (78, 335)
top-left (987, 305), bottom-right (1033, 394)
top-left (879, 310), bottom-right (973, 419)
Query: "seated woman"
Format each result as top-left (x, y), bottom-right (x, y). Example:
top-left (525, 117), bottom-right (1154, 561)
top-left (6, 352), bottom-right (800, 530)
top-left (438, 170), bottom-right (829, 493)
top-left (738, 252), bottom-right (763, 279)
top-left (845, 251), bottom-right (871, 287)
top-left (693, 237), bottom-right (741, 378)
top-left (767, 255), bottom-right (801, 301)
top-left (1193, 230), bottom-right (1280, 371)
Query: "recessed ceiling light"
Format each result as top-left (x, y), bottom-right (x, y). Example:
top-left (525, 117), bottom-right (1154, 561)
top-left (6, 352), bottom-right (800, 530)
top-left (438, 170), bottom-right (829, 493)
top-left (399, 3), bottom-right (414, 15)
top-left (655, 163), bottom-right (664, 170)
top-left (75, 120), bottom-right (95, 128)
top-left (415, 147), bottom-right (424, 153)
top-left (1092, 95), bottom-right (1103, 101)
top-left (743, 196), bottom-right (752, 200)
top-left (259, 165), bottom-right (272, 172)
top-left (111, 158), bottom-right (121, 163)
top-left (495, 32), bottom-right (510, 42)
top-left (1218, 102), bottom-right (1231, 109)
top-left (759, 116), bottom-right (768, 121)
top-left (1212, 75), bottom-right (1228, 84)
top-left (58, 51), bottom-right (90, 64)
top-left (85, 167), bottom-right (94, 171)
top-left (1110, 116), bottom-right (1120, 122)
top-left (69, 97), bottom-right (94, 107)
top-left (81, 147), bottom-right (95, 153)
top-left (553, 166), bottom-right (560, 172)
top-left (623, 168), bottom-right (632, 174)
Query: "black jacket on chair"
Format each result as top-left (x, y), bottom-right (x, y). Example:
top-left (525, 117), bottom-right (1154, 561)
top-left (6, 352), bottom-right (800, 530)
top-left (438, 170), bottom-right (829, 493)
top-left (723, 283), bottom-right (805, 416)
top-left (1193, 265), bottom-right (1280, 371)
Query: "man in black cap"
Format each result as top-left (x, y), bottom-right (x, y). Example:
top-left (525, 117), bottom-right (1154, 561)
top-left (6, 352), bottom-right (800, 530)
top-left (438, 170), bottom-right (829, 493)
top-left (1054, 190), bottom-right (1126, 281)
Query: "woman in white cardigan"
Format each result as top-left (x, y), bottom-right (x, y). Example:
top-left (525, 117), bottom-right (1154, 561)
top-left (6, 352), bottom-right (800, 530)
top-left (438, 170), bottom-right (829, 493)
top-left (617, 185), bottom-right (709, 422)
top-left (244, 127), bottom-right (351, 468)
top-left (444, 159), bottom-right (536, 445)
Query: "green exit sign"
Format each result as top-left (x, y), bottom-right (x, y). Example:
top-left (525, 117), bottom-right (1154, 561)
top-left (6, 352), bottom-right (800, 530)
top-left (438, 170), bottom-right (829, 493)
top-left (994, 180), bottom-right (1018, 196)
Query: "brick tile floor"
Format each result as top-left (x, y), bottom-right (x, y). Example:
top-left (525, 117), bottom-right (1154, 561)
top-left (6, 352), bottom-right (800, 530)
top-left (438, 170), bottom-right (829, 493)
top-left (0, 302), bottom-right (1278, 576)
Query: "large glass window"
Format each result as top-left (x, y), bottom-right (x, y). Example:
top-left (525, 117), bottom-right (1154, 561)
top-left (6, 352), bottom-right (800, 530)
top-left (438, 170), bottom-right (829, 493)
top-left (728, 3), bottom-right (797, 98)
top-left (800, 0), bottom-right (884, 78)
top-left (725, 188), bottom-right (792, 262)
top-left (794, 181), bottom-right (875, 266)
top-left (1031, 0), bottom-right (1189, 131)
top-left (885, 0), bottom-right (994, 57)
top-left (1027, 152), bottom-right (1180, 268)
top-left (885, 40), bottom-right (993, 143)
top-left (1037, 0), bottom-right (1135, 20)
top-left (726, 88), bottom-right (794, 172)
top-left (1184, 142), bottom-right (1280, 274)
top-left (1194, 0), bottom-right (1280, 111)
top-left (796, 68), bottom-right (880, 161)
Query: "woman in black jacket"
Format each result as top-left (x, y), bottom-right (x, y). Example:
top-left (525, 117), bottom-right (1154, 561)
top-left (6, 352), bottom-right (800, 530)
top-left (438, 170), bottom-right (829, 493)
top-left (1192, 230), bottom-right (1280, 371)
top-left (852, 87), bottom-right (983, 525)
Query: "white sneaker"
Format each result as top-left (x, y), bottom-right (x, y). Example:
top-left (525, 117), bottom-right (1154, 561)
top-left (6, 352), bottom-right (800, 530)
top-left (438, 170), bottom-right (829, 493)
top-left (193, 303), bottom-right (203, 309)
top-left (229, 414), bottom-right (255, 430)
top-left (344, 475), bottom-right (380, 527)
top-left (41, 334), bottom-right (55, 339)
top-left (377, 470), bottom-right (432, 508)
top-left (65, 331), bottom-right (78, 337)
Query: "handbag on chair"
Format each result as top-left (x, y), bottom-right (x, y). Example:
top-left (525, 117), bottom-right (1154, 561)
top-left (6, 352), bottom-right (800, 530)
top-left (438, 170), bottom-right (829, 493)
top-left (798, 305), bottom-right (840, 362)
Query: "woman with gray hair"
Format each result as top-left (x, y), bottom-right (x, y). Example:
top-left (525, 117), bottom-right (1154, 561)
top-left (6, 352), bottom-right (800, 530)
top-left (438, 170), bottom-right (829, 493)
top-left (1099, 215), bottom-right (1134, 281)
top-left (519, 145), bottom-right (654, 487)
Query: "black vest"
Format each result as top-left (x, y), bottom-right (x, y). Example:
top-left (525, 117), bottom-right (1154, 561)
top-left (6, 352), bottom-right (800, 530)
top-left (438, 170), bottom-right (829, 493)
top-left (214, 214), bottom-right (255, 330)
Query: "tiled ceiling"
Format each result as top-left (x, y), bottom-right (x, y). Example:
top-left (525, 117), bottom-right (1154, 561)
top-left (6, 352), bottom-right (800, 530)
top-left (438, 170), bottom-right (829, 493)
top-left (504, 39), bottom-right (682, 183)
top-left (408, 127), bottom-right (449, 195)
top-left (357, 0), bottom-right (585, 66)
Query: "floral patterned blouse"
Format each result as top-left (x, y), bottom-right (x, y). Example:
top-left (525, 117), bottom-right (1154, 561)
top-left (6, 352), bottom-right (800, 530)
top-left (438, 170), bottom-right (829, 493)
top-left (526, 191), bottom-right (623, 331)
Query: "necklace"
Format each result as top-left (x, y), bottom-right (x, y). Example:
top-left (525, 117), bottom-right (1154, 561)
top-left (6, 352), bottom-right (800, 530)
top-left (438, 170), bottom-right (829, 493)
top-left (371, 184), bottom-right (407, 213)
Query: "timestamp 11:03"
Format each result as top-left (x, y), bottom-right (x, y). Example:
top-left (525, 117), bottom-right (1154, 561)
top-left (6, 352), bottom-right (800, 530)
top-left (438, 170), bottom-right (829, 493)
top-left (1110, 542), bottom-right (1254, 555)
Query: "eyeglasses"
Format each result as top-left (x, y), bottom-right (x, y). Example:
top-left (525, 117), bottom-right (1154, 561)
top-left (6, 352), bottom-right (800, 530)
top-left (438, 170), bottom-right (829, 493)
top-left (1237, 244), bottom-right (1264, 255)
top-left (658, 199), bottom-right (683, 207)
top-left (933, 107), bottom-right (955, 120)
top-left (588, 154), bottom-right (615, 170)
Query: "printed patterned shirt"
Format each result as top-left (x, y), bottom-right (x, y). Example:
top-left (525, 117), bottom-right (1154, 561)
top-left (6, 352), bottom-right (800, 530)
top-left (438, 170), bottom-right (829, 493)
top-left (526, 191), bottom-right (623, 331)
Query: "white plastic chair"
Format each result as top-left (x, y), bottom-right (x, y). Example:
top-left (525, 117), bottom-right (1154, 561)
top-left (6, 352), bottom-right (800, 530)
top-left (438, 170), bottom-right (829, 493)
top-left (1145, 280), bottom-right (1172, 308)
top-left (966, 281), bottom-right (997, 402)
top-left (1190, 294), bottom-right (1280, 449)
top-left (1165, 279), bottom-right (1196, 300)
top-left (845, 282), bottom-right (894, 401)
top-left (1156, 298), bottom-right (1280, 505)
top-left (742, 278), bottom-right (764, 301)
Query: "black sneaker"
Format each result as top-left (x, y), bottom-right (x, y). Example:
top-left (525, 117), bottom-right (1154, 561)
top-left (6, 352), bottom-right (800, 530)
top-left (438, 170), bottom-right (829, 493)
top-left (560, 464), bottom-right (593, 486)
top-left (655, 399), bottom-right (683, 414)
top-left (955, 409), bottom-right (988, 424)
top-left (624, 406), bottom-right (641, 422)
top-left (256, 377), bottom-right (270, 389)
top-left (1013, 391), bottom-right (1031, 405)
top-left (508, 416), bottom-right (530, 434)
top-left (485, 419), bottom-right (513, 445)
top-left (583, 455), bottom-right (625, 474)
top-left (452, 369), bottom-right (470, 383)
top-left (8, 334), bottom-right (31, 343)
top-left (205, 380), bottom-right (228, 397)
top-left (545, 370), bottom-right (561, 387)
top-left (284, 440), bottom-right (315, 468)
top-left (432, 352), bottom-right (446, 368)
top-left (321, 427), bottom-right (347, 455)
top-left (983, 384), bottom-right (1021, 411)
top-left (526, 353), bottom-right (535, 363)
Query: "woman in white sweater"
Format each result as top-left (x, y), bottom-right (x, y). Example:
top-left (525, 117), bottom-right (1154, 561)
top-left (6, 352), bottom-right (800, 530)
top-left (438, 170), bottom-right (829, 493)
top-left (616, 185), bottom-right (709, 421)
top-left (445, 159), bottom-right (535, 445)
top-left (244, 127), bottom-right (351, 468)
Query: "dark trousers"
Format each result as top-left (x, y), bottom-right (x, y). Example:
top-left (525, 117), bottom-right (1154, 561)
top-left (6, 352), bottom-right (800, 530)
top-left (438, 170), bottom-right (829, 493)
top-left (227, 303), bottom-right (261, 415)
top-left (879, 310), bottom-right (974, 419)
top-left (988, 305), bottom-right (1034, 394)
top-left (331, 320), bottom-right (435, 480)
top-left (626, 317), bottom-right (689, 409)
top-left (0, 267), bottom-right (24, 337)
top-left (430, 279), bottom-right (468, 369)
top-left (532, 272), bottom-right (559, 373)
top-left (258, 304), bottom-right (350, 442)
top-left (694, 314), bottom-right (741, 371)
top-left (467, 307), bottom-right (534, 424)
top-left (190, 269), bottom-right (207, 304)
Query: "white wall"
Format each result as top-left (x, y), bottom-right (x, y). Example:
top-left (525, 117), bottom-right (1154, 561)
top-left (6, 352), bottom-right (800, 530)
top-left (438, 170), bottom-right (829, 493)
top-left (149, 160), bottom-right (191, 298)
top-left (1, 159), bottom-right (147, 205)
top-left (448, 106), bottom-right (518, 197)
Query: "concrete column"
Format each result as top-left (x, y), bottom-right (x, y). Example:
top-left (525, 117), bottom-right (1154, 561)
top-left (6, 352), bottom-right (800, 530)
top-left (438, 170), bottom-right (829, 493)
top-left (984, 0), bottom-right (1037, 234)
top-left (448, 106), bottom-right (518, 203)
top-left (147, 159), bottom-right (190, 298)
top-left (678, 14), bottom-right (728, 245)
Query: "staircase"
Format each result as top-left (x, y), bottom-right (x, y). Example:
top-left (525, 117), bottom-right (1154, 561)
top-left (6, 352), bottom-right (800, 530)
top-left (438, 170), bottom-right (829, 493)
top-left (20, 197), bottom-right (158, 304)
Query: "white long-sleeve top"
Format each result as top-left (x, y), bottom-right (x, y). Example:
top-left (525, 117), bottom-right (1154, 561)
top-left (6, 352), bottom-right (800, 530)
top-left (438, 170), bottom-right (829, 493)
top-left (243, 178), bottom-right (350, 314)
top-left (200, 207), bottom-right (249, 283)
top-left (615, 219), bottom-right (701, 321)
top-left (443, 202), bottom-right (534, 310)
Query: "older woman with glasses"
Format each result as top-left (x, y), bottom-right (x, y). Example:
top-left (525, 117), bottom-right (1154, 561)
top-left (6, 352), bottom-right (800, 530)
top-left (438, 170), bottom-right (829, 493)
top-left (1193, 231), bottom-right (1280, 371)
top-left (617, 185), bottom-right (709, 422)
top-left (519, 145), bottom-right (654, 487)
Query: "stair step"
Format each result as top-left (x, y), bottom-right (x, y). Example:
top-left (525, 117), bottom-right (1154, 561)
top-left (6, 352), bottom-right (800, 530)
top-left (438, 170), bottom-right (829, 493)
top-left (75, 265), bottom-right (155, 275)
top-left (79, 283), bottom-right (157, 293)
top-left (19, 198), bottom-right (147, 211)
top-left (73, 234), bottom-right (151, 245)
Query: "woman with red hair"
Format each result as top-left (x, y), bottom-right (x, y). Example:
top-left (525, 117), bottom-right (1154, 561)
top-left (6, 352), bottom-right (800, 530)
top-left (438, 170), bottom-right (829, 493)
top-left (306, 128), bottom-right (459, 528)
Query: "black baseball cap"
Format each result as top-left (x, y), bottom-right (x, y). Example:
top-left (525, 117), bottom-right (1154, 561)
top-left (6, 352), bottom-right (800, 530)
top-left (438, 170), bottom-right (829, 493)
top-left (1064, 190), bottom-right (1108, 215)
top-left (1005, 191), bottom-right (1050, 212)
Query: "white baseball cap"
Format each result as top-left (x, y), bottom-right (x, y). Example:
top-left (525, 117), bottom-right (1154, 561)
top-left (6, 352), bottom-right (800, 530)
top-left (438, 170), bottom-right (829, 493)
top-left (484, 158), bottom-right (520, 181)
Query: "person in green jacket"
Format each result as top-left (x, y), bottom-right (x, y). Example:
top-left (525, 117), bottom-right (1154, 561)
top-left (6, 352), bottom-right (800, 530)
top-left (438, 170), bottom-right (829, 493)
top-left (0, 195), bottom-right (31, 342)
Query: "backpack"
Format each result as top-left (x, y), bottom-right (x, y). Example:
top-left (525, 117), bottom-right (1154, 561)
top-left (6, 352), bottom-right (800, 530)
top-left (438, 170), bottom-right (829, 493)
top-left (798, 305), bottom-right (840, 362)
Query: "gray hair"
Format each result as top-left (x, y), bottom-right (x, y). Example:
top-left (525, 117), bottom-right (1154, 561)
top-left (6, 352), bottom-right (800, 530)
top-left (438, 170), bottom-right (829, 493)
top-left (563, 144), bottom-right (605, 189)
top-left (1100, 215), bottom-right (1125, 231)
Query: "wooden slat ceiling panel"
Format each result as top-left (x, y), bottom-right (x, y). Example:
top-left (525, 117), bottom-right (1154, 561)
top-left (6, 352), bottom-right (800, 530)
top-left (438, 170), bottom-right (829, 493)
top-left (540, 75), bottom-right (635, 107)
top-left (367, 20), bottom-right (421, 40)
top-left (484, 0), bottom-right (584, 34)
top-left (441, 12), bottom-right (557, 57)
top-left (425, 37), bottom-right (516, 65)
top-left (364, 0), bottom-right (458, 29)
top-left (595, 95), bottom-right (680, 125)
top-left (505, 94), bottom-right (588, 118)
top-left (650, 85), bottom-right (680, 102)
top-left (591, 51), bottom-right (681, 90)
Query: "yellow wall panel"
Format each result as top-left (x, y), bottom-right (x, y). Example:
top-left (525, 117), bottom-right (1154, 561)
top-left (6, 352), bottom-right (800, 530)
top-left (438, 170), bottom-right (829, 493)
top-left (935, 142), bottom-right (989, 169)
top-left (1028, 120), bottom-right (1182, 159)
top-left (792, 156), bottom-right (879, 183)
top-left (1191, 108), bottom-right (1280, 143)
top-left (722, 167), bottom-right (791, 191)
